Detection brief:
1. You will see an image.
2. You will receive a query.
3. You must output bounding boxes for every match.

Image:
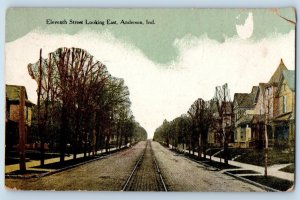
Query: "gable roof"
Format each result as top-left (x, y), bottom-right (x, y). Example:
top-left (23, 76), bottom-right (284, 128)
top-left (234, 93), bottom-right (254, 108)
top-left (268, 59), bottom-right (288, 84)
top-left (234, 86), bottom-right (258, 108)
top-left (254, 83), bottom-right (267, 104)
top-left (278, 70), bottom-right (295, 92)
top-left (6, 85), bottom-right (34, 105)
top-left (6, 85), bottom-right (28, 100)
top-left (251, 86), bottom-right (259, 96)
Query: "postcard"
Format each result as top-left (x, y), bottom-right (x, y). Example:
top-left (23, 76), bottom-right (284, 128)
top-left (5, 8), bottom-right (295, 192)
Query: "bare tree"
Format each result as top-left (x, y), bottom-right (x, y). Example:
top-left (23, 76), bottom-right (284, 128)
top-left (28, 47), bottom-right (138, 164)
top-left (188, 98), bottom-right (214, 159)
top-left (213, 83), bottom-right (234, 165)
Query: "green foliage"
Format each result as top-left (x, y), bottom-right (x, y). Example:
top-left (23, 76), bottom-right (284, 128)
top-left (234, 149), bottom-right (295, 166)
top-left (279, 164), bottom-right (294, 173)
top-left (242, 176), bottom-right (293, 191)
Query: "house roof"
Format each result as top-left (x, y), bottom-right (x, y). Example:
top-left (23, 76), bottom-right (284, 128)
top-left (251, 86), bottom-right (259, 95)
top-left (6, 85), bottom-right (34, 105)
top-left (276, 70), bottom-right (295, 96)
top-left (268, 59), bottom-right (288, 84)
top-left (234, 86), bottom-right (257, 108)
top-left (234, 93), bottom-right (254, 108)
top-left (254, 83), bottom-right (268, 103)
top-left (238, 114), bottom-right (253, 126)
top-left (274, 112), bottom-right (293, 121)
top-left (282, 70), bottom-right (295, 91)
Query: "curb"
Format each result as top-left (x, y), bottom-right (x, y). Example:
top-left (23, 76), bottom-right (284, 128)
top-left (5, 146), bottom-right (130, 179)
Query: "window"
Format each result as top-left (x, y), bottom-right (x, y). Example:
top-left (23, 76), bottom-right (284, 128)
top-left (26, 107), bottom-right (28, 120)
top-left (260, 104), bottom-right (263, 115)
top-left (241, 129), bottom-right (245, 140)
top-left (282, 96), bottom-right (287, 113)
top-left (234, 131), bottom-right (237, 141)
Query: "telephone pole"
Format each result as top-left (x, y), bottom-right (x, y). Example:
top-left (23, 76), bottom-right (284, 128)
top-left (19, 87), bottom-right (26, 172)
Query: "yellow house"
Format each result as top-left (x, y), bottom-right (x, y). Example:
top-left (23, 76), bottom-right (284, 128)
top-left (273, 70), bottom-right (295, 149)
top-left (233, 86), bottom-right (257, 148)
top-left (5, 85), bottom-right (34, 150)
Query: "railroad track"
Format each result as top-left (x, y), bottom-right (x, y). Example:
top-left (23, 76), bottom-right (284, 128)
top-left (121, 140), bottom-right (168, 192)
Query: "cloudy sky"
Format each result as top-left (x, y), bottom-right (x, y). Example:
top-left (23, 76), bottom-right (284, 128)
top-left (6, 8), bottom-right (295, 138)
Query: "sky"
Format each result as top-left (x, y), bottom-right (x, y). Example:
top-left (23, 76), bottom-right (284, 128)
top-left (5, 8), bottom-right (295, 138)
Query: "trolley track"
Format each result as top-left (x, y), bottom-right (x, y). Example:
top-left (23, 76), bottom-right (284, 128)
top-left (121, 140), bottom-right (167, 192)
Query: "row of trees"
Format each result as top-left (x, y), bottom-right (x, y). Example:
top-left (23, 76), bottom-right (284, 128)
top-left (28, 47), bottom-right (147, 165)
top-left (153, 84), bottom-right (234, 164)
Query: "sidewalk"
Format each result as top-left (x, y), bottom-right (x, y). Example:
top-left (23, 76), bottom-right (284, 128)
top-left (5, 145), bottom-right (127, 174)
top-left (168, 145), bottom-right (294, 182)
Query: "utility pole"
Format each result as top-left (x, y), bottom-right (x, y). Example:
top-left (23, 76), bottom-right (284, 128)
top-left (38, 48), bottom-right (45, 166)
top-left (19, 87), bottom-right (26, 172)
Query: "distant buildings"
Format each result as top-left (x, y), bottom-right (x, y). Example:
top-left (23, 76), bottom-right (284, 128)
top-left (231, 59), bottom-right (295, 149)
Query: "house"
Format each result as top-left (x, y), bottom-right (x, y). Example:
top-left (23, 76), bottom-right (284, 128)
top-left (273, 70), bottom-right (295, 149)
top-left (251, 83), bottom-right (268, 149)
top-left (233, 86), bottom-right (257, 148)
top-left (233, 59), bottom-right (291, 149)
top-left (251, 59), bottom-right (289, 149)
top-left (5, 85), bottom-right (34, 152)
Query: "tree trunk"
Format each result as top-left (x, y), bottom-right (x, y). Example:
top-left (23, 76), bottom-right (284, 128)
top-left (73, 145), bottom-right (77, 160)
top-left (224, 141), bottom-right (228, 165)
top-left (183, 136), bottom-right (186, 154)
top-left (188, 135), bottom-right (191, 154)
top-left (59, 105), bottom-right (67, 163)
top-left (83, 132), bottom-right (87, 158)
top-left (105, 134), bottom-right (110, 153)
top-left (198, 134), bottom-right (201, 159)
top-left (37, 48), bottom-right (45, 166)
top-left (92, 129), bottom-right (96, 156)
top-left (116, 127), bottom-right (120, 149)
top-left (203, 137), bottom-right (207, 160)
top-left (264, 124), bottom-right (268, 177)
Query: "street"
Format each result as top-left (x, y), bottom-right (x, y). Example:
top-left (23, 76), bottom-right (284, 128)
top-left (6, 141), bottom-right (264, 191)
top-left (6, 142), bottom-right (146, 191)
top-left (152, 142), bottom-right (264, 192)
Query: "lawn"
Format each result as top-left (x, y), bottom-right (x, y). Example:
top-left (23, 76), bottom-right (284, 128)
top-left (33, 156), bottom-right (101, 169)
top-left (234, 149), bottom-right (294, 166)
top-left (279, 164), bottom-right (295, 173)
top-left (6, 150), bottom-right (60, 162)
top-left (243, 175), bottom-right (293, 191)
top-left (6, 169), bottom-right (49, 177)
top-left (213, 148), bottom-right (295, 166)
